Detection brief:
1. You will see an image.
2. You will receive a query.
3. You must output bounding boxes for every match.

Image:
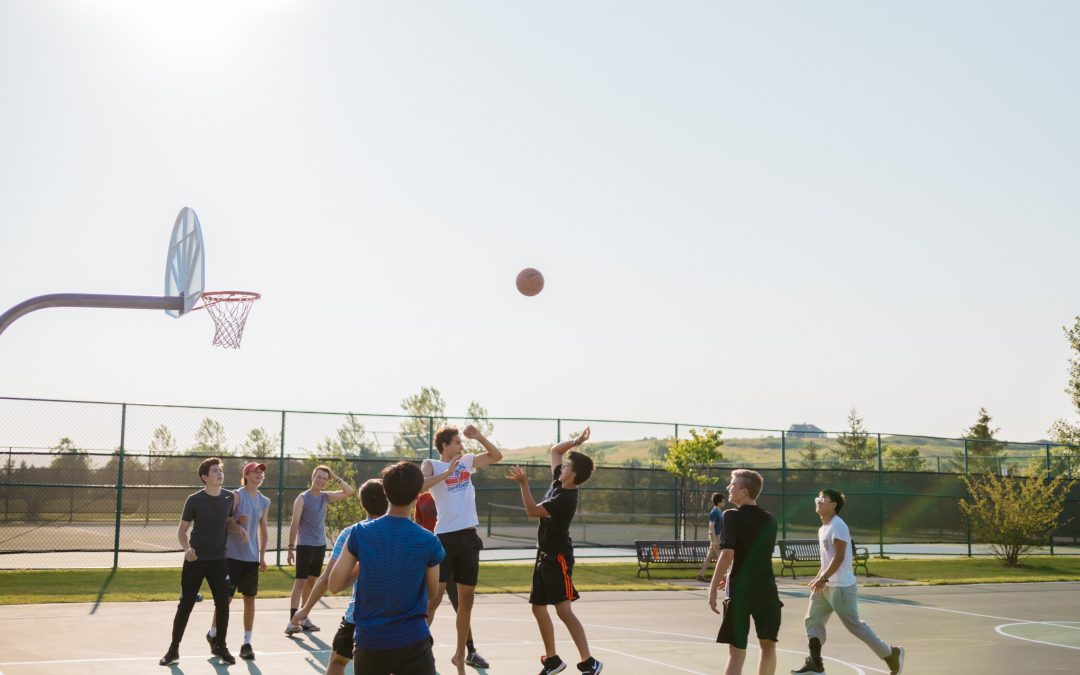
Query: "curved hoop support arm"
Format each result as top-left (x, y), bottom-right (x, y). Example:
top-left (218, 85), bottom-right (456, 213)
top-left (0, 293), bottom-right (185, 338)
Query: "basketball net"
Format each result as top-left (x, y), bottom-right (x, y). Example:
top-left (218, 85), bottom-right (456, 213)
top-left (196, 291), bottom-right (260, 349)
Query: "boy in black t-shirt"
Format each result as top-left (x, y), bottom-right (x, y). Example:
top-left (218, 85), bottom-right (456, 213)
top-left (707, 469), bottom-right (781, 675)
top-left (507, 427), bottom-right (603, 675)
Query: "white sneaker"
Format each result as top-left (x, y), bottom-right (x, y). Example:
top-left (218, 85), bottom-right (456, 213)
top-left (284, 621), bottom-right (303, 635)
top-left (300, 617), bottom-right (320, 631)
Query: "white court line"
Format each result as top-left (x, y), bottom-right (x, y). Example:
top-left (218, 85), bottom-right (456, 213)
top-left (994, 622), bottom-right (1080, 652)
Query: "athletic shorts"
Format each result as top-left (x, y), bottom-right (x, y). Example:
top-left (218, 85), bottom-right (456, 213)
top-left (529, 550), bottom-right (580, 606)
top-left (295, 545), bottom-right (326, 579)
top-left (226, 558), bottom-right (260, 597)
top-left (716, 591), bottom-right (783, 650)
top-left (332, 619), bottom-right (355, 659)
top-left (354, 636), bottom-right (435, 675)
top-left (437, 529), bottom-right (483, 586)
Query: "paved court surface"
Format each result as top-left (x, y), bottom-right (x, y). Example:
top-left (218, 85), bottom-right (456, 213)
top-left (1, 582), bottom-right (1078, 673)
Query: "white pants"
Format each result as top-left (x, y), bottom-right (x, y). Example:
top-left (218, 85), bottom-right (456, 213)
top-left (804, 584), bottom-right (891, 659)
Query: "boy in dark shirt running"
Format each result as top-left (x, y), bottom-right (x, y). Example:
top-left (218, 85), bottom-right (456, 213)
top-left (708, 469), bottom-right (781, 675)
top-left (507, 427), bottom-right (602, 675)
top-left (160, 457), bottom-right (246, 666)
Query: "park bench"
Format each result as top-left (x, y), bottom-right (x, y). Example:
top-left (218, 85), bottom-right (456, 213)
top-left (777, 538), bottom-right (870, 579)
top-left (634, 539), bottom-right (711, 579)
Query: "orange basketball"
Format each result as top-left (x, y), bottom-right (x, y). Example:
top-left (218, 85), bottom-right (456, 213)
top-left (516, 268), bottom-right (544, 296)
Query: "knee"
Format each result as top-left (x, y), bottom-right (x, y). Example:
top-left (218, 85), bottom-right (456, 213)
top-left (553, 602), bottom-right (575, 620)
top-left (532, 604), bottom-right (548, 618)
top-left (759, 640), bottom-right (777, 653)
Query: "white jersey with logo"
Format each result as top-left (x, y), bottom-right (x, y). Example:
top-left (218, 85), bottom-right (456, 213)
top-left (425, 453), bottom-right (478, 535)
top-left (818, 515), bottom-right (857, 588)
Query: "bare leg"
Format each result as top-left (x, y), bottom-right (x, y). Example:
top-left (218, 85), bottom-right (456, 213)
top-left (326, 653), bottom-right (350, 675)
top-left (289, 578), bottom-right (306, 616)
top-left (724, 645), bottom-right (747, 675)
top-left (243, 595), bottom-right (255, 633)
top-left (450, 584), bottom-right (475, 674)
top-left (554, 600), bottom-right (591, 662)
top-left (426, 582), bottom-right (447, 626)
top-left (532, 604), bottom-right (557, 657)
top-left (300, 576), bottom-right (317, 607)
top-left (758, 639), bottom-right (777, 675)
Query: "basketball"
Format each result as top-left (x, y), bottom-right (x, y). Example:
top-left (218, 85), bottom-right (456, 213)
top-left (516, 268), bottom-right (544, 296)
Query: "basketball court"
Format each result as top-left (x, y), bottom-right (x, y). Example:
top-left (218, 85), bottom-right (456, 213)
top-left (1, 582), bottom-right (1078, 674)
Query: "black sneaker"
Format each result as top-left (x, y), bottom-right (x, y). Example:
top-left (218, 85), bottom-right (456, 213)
top-left (205, 632), bottom-right (215, 649)
top-left (883, 646), bottom-right (904, 674)
top-left (211, 644), bottom-right (236, 665)
top-left (577, 657), bottom-right (603, 674)
top-left (538, 655), bottom-right (566, 675)
top-left (791, 656), bottom-right (825, 674)
top-left (239, 643), bottom-right (255, 660)
top-left (465, 651), bottom-right (490, 668)
top-left (159, 647), bottom-right (179, 666)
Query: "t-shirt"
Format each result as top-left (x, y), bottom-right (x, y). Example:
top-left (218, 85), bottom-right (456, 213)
top-left (709, 507), bottom-right (724, 537)
top-left (537, 464), bottom-right (578, 554)
top-left (298, 490), bottom-right (330, 546)
top-left (346, 515), bottom-right (445, 650)
top-left (818, 515), bottom-right (857, 587)
top-left (414, 492), bottom-right (437, 532)
top-left (718, 504), bottom-right (777, 600)
top-left (226, 489), bottom-right (271, 562)
top-left (181, 489), bottom-right (235, 561)
top-left (330, 524), bottom-right (359, 623)
top-left (425, 454), bottom-right (479, 534)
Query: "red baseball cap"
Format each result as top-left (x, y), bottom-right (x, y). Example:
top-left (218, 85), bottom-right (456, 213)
top-left (243, 462), bottom-right (268, 474)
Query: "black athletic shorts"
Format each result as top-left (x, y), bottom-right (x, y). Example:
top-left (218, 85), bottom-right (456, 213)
top-left (437, 529), bottom-right (483, 586)
top-left (529, 550), bottom-right (580, 606)
top-left (295, 545), bottom-right (326, 579)
top-left (226, 558), bottom-right (260, 597)
top-left (716, 591), bottom-right (783, 650)
top-left (332, 619), bottom-right (355, 659)
top-left (354, 636), bottom-right (435, 675)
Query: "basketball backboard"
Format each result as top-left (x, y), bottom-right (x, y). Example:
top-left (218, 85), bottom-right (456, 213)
top-left (164, 207), bottom-right (205, 317)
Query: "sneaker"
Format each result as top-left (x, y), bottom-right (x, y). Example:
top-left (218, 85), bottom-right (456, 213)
top-left (577, 657), bottom-right (603, 674)
top-left (239, 643), bottom-right (255, 660)
top-left (538, 655), bottom-right (566, 675)
top-left (791, 656), bottom-right (825, 674)
top-left (212, 645), bottom-right (236, 665)
top-left (205, 632), bottom-right (215, 649)
top-left (300, 617), bottom-right (320, 631)
top-left (159, 647), bottom-right (179, 666)
top-left (284, 621), bottom-right (303, 636)
top-left (883, 646), bottom-right (904, 674)
top-left (696, 575), bottom-right (707, 582)
top-left (465, 651), bottom-right (490, 668)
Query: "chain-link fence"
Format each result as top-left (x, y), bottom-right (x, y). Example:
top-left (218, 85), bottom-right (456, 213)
top-left (2, 396), bottom-right (1078, 568)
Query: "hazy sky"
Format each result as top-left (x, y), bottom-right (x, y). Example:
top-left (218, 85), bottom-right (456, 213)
top-left (1, 1), bottom-right (1078, 443)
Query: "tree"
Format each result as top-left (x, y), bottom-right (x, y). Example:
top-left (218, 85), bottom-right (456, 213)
top-left (883, 445), bottom-right (928, 472)
top-left (663, 428), bottom-right (724, 539)
top-left (316, 414), bottom-right (377, 459)
top-left (395, 386), bottom-right (447, 456)
top-left (190, 418), bottom-right (228, 456)
top-left (1048, 316), bottom-right (1080, 474)
top-left (464, 401), bottom-right (495, 454)
top-left (240, 427), bottom-right (279, 458)
top-left (50, 438), bottom-right (91, 522)
top-left (796, 440), bottom-right (824, 469)
top-left (959, 408), bottom-right (1004, 475)
top-left (830, 408), bottom-right (875, 471)
top-left (959, 470), bottom-right (1077, 566)
top-left (148, 425), bottom-right (177, 455)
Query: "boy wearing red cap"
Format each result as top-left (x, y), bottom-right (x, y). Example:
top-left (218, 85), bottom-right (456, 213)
top-left (207, 461), bottom-right (271, 660)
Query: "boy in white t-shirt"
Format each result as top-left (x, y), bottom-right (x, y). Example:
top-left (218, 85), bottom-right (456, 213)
top-left (421, 423), bottom-right (503, 675)
top-left (791, 489), bottom-right (904, 675)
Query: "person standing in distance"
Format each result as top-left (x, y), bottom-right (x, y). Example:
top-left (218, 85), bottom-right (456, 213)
top-left (698, 492), bottom-right (727, 582)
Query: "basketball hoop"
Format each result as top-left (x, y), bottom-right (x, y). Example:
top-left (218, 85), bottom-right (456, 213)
top-left (194, 291), bottom-right (260, 349)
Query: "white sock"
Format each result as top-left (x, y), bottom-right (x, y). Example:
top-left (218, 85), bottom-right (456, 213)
top-left (207, 627), bottom-right (217, 638)
top-left (244, 631), bottom-right (252, 645)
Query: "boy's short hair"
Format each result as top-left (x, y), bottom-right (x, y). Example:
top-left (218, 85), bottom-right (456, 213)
top-left (359, 478), bottom-right (389, 517)
top-left (198, 457), bottom-right (222, 484)
top-left (731, 469), bottom-right (764, 500)
top-left (434, 425), bottom-right (459, 453)
top-left (712, 492), bottom-right (726, 506)
top-left (381, 461), bottom-right (424, 506)
top-left (312, 464), bottom-right (331, 480)
top-left (566, 450), bottom-right (595, 485)
top-left (821, 488), bottom-right (845, 513)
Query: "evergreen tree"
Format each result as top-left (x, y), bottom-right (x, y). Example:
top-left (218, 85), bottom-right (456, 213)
top-left (830, 408), bottom-right (876, 470)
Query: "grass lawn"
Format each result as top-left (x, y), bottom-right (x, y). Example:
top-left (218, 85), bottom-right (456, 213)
top-left (2, 557), bottom-right (1079, 605)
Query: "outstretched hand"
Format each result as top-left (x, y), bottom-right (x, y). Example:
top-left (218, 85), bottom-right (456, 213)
top-left (506, 466), bottom-right (529, 485)
top-left (575, 427), bottom-right (591, 446)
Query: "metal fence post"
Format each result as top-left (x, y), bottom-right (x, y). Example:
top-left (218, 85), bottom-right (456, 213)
top-left (780, 431), bottom-right (787, 539)
top-left (556, 418), bottom-right (561, 444)
top-left (877, 433), bottom-right (884, 558)
top-left (4, 446), bottom-right (11, 522)
top-left (674, 475), bottom-right (681, 539)
top-left (964, 439), bottom-right (972, 557)
top-left (276, 410), bottom-right (286, 567)
top-left (428, 417), bottom-right (434, 459)
top-left (1046, 443), bottom-right (1055, 555)
top-left (112, 403), bottom-right (127, 570)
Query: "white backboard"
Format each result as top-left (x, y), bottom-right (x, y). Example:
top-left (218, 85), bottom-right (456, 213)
top-left (164, 207), bottom-right (206, 317)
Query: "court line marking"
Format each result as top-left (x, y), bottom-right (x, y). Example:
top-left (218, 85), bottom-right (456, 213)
top-left (993, 622), bottom-right (1080, 652)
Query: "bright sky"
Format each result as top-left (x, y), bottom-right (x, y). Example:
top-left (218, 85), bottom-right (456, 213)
top-left (1, 1), bottom-right (1078, 444)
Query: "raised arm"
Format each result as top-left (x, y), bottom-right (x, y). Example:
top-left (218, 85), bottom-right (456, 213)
top-left (421, 456), bottom-right (461, 492)
top-left (287, 494), bottom-right (304, 566)
top-left (324, 468), bottom-right (355, 503)
top-left (506, 467), bottom-right (550, 518)
top-left (551, 426), bottom-right (590, 471)
top-left (464, 424), bottom-right (503, 469)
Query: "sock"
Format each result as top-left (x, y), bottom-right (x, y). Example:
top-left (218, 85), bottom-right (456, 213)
top-left (207, 627), bottom-right (217, 638)
top-left (290, 608), bottom-right (297, 619)
top-left (244, 631), bottom-right (252, 645)
top-left (809, 637), bottom-right (822, 661)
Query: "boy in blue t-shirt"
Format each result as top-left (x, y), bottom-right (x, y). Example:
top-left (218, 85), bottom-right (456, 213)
top-left (329, 461), bottom-right (445, 674)
top-left (698, 492), bottom-right (727, 581)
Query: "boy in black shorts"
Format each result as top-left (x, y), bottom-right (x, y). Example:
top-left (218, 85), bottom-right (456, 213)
top-left (507, 427), bottom-right (602, 675)
top-left (708, 469), bottom-right (781, 675)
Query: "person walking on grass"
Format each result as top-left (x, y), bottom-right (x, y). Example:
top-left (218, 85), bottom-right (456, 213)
top-left (286, 464), bottom-right (355, 633)
top-left (698, 491), bottom-right (727, 582)
top-left (708, 469), bottom-right (782, 675)
top-left (160, 457), bottom-right (246, 667)
top-left (507, 426), bottom-right (603, 675)
top-left (791, 489), bottom-right (904, 675)
top-left (206, 461), bottom-right (271, 661)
